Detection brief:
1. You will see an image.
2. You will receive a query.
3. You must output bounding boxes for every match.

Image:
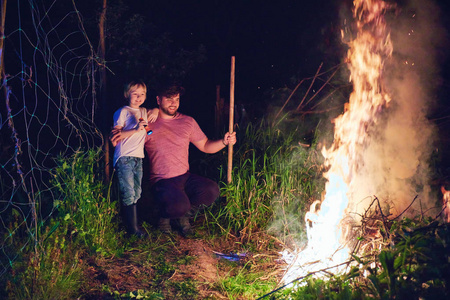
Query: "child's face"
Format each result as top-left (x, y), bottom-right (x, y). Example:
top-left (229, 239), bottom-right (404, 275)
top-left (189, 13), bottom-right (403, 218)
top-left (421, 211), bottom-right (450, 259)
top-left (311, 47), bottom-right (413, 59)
top-left (128, 86), bottom-right (146, 108)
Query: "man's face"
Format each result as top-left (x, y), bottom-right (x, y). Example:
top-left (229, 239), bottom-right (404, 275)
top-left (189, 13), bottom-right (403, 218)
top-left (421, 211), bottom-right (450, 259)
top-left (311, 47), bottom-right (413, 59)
top-left (128, 86), bottom-right (146, 108)
top-left (157, 94), bottom-right (180, 117)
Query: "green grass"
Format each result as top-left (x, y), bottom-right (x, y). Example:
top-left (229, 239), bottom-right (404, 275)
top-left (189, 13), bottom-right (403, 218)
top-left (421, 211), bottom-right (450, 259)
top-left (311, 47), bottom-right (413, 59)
top-left (5, 225), bottom-right (84, 299)
top-left (51, 148), bottom-right (120, 254)
top-left (4, 148), bottom-right (121, 299)
top-left (206, 118), bottom-right (325, 244)
top-left (217, 261), bottom-right (278, 300)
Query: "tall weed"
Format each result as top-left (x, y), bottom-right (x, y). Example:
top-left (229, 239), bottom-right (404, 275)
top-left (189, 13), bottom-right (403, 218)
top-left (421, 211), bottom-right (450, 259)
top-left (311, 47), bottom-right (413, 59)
top-left (5, 148), bottom-right (120, 298)
top-left (6, 224), bottom-right (83, 299)
top-left (209, 119), bottom-right (325, 243)
top-left (51, 148), bottom-right (119, 253)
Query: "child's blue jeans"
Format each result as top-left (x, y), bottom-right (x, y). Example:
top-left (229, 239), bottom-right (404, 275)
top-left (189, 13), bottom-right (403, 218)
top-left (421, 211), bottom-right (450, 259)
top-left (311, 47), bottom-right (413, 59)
top-left (116, 156), bottom-right (143, 206)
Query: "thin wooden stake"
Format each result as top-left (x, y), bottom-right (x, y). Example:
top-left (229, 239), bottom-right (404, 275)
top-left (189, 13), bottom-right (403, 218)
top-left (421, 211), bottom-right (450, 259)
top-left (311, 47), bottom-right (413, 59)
top-left (0, 0), bottom-right (8, 82)
top-left (99, 0), bottom-right (111, 184)
top-left (227, 56), bottom-right (235, 183)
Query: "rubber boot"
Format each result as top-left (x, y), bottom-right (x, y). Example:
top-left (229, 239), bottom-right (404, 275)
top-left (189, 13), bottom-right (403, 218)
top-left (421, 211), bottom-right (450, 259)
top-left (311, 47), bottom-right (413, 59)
top-left (158, 218), bottom-right (172, 234)
top-left (123, 204), bottom-right (146, 238)
top-left (179, 215), bottom-right (192, 237)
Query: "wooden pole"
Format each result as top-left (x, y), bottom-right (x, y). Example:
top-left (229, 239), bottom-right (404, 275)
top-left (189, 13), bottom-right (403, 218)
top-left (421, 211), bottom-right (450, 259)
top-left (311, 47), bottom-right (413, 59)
top-left (0, 0), bottom-right (8, 82)
top-left (227, 56), bottom-right (235, 183)
top-left (99, 0), bottom-right (110, 183)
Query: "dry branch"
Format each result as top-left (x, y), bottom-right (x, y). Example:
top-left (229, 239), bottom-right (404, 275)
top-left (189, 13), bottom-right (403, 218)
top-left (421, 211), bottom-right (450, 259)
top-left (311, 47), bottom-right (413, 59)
top-left (295, 62), bottom-right (323, 111)
top-left (272, 63), bottom-right (345, 126)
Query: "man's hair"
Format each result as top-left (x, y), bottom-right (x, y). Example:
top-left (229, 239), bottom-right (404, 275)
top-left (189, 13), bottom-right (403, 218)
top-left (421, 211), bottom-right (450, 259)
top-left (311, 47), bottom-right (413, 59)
top-left (124, 80), bottom-right (147, 99)
top-left (157, 83), bottom-right (185, 98)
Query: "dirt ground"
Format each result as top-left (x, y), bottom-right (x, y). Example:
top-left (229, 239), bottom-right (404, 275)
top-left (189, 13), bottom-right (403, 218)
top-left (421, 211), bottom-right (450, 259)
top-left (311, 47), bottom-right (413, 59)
top-left (81, 224), bottom-right (284, 299)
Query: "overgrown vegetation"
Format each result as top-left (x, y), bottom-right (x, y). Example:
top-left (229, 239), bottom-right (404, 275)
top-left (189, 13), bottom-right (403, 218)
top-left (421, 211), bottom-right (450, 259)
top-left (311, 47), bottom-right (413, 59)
top-left (52, 149), bottom-right (120, 254)
top-left (276, 216), bottom-right (450, 299)
top-left (1, 120), bottom-right (450, 299)
top-left (206, 118), bottom-right (325, 245)
top-left (4, 148), bottom-right (120, 299)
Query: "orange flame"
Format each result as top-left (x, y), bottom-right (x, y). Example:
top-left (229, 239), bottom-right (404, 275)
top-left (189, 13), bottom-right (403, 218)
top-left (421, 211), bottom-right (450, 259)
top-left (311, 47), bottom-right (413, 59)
top-left (281, 0), bottom-right (394, 284)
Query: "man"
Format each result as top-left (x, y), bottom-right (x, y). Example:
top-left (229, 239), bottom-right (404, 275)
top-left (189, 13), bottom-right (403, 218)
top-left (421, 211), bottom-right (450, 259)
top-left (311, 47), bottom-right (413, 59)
top-left (120, 83), bottom-right (236, 235)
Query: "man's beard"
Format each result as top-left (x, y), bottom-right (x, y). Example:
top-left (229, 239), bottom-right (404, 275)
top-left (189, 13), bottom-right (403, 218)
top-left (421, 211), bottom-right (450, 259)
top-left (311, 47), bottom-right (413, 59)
top-left (161, 106), bottom-right (178, 116)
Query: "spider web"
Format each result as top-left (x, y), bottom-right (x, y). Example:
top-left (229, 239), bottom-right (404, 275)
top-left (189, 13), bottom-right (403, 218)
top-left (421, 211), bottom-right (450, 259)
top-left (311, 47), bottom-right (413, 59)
top-left (0, 0), bottom-right (103, 277)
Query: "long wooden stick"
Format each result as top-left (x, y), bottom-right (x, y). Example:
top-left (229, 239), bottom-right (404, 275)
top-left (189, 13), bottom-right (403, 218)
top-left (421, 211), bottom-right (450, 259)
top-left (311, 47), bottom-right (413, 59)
top-left (0, 0), bottom-right (8, 82)
top-left (99, 0), bottom-right (110, 184)
top-left (227, 56), bottom-right (235, 183)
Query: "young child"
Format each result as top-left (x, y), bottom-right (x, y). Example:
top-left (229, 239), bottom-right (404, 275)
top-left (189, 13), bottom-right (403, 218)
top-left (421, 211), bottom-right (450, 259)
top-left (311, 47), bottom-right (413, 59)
top-left (111, 80), bottom-right (158, 237)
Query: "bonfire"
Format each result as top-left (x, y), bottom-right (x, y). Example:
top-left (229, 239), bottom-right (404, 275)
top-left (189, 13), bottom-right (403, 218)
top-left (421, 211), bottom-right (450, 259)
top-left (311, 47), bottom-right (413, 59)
top-left (281, 0), bottom-right (443, 287)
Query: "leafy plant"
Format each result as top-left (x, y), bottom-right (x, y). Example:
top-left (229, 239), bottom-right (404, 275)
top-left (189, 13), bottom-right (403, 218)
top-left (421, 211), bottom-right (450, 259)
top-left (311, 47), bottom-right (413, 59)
top-left (4, 148), bottom-right (122, 299)
top-left (51, 148), bottom-right (120, 254)
top-left (275, 216), bottom-right (450, 299)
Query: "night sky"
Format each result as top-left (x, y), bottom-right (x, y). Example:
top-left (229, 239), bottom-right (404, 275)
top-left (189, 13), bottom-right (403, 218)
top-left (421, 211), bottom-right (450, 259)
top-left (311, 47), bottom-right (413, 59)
top-left (132, 0), bottom-right (450, 173)
top-left (112, 0), bottom-right (345, 131)
top-left (119, 0), bottom-right (450, 136)
top-left (3, 0), bottom-right (449, 153)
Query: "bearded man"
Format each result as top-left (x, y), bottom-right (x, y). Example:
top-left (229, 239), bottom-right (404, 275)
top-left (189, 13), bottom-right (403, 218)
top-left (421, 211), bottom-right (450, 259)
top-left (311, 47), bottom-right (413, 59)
top-left (143, 84), bottom-right (236, 235)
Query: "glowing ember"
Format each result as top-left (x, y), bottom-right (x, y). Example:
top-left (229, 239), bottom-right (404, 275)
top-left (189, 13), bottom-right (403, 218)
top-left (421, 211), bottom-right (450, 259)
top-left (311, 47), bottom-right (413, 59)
top-left (281, 0), bottom-right (394, 285)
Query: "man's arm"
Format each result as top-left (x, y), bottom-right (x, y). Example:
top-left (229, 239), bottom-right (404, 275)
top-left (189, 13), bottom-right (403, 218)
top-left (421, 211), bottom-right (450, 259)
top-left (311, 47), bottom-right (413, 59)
top-left (110, 121), bottom-right (147, 146)
top-left (192, 131), bottom-right (236, 154)
top-left (147, 108), bottom-right (159, 123)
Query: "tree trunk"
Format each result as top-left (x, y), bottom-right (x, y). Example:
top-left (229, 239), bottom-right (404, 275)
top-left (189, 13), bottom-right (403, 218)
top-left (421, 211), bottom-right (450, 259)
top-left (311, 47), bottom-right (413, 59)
top-left (99, 0), bottom-right (110, 183)
top-left (0, 0), bottom-right (7, 82)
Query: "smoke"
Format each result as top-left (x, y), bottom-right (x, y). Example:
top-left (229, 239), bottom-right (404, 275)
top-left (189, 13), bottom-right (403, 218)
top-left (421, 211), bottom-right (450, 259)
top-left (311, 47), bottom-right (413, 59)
top-left (348, 0), bottom-right (448, 217)
top-left (269, 0), bottom-right (448, 246)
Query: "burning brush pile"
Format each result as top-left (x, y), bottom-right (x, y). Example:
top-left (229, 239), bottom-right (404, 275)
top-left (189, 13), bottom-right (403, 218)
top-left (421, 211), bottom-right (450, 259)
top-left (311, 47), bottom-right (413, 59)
top-left (351, 195), bottom-right (449, 265)
top-left (277, 197), bottom-right (450, 299)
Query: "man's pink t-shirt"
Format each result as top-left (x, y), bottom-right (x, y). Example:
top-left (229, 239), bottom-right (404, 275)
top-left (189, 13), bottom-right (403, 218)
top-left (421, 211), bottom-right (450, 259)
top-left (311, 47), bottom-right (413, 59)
top-left (144, 113), bottom-right (207, 184)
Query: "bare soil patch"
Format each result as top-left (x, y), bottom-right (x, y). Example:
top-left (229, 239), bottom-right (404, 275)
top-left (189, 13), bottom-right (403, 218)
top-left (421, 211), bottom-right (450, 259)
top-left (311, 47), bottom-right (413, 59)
top-left (80, 228), bottom-right (284, 299)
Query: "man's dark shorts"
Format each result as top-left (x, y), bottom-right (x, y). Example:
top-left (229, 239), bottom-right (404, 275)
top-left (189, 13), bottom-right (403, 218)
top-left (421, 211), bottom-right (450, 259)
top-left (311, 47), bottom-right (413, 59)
top-left (151, 172), bottom-right (219, 219)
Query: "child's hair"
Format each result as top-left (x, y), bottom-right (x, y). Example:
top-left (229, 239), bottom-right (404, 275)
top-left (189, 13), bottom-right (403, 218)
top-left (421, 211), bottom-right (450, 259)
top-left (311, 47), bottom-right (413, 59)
top-left (124, 80), bottom-right (147, 99)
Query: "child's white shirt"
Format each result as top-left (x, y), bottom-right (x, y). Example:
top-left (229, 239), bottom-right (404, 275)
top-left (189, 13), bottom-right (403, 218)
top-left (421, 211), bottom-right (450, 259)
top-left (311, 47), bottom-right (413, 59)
top-left (113, 106), bottom-right (147, 166)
